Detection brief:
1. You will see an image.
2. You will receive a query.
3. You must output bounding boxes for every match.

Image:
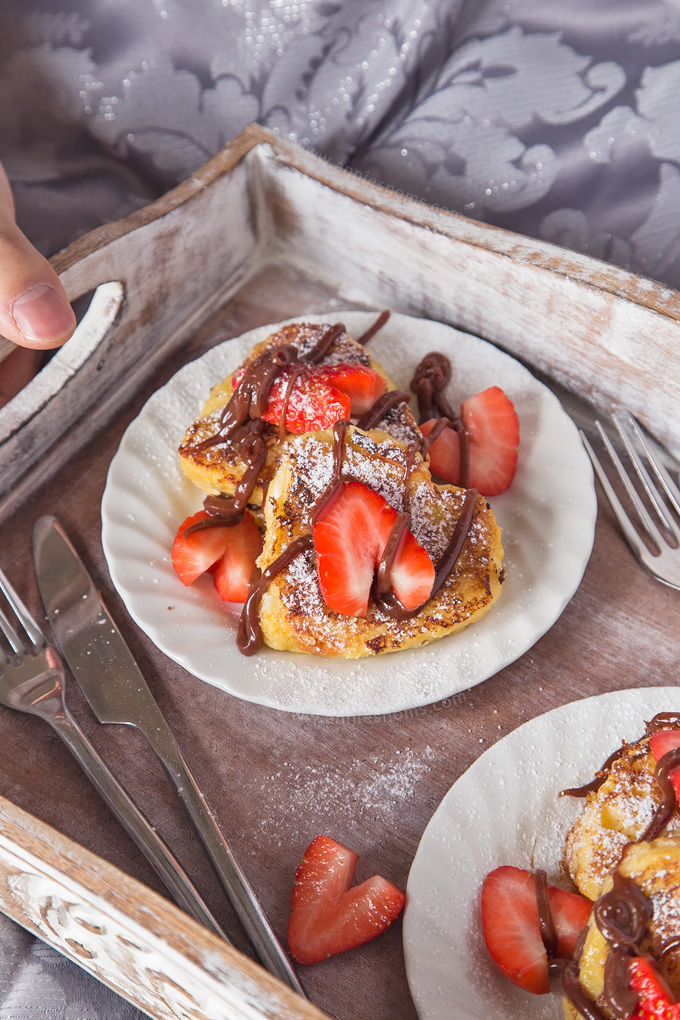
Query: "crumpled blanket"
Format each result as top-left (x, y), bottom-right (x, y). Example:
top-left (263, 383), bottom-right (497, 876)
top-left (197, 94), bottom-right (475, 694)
top-left (1, 0), bottom-right (679, 1016)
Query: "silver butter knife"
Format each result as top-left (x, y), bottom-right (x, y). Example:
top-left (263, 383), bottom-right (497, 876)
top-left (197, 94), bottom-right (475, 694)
top-left (33, 514), bottom-right (303, 996)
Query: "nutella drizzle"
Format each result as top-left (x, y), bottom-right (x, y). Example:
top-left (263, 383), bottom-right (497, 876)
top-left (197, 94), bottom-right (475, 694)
top-left (408, 351), bottom-right (471, 487)
top-left (356, 309), bottom-right (391, 346)
top-left (237, 536), bottom-right (315, 656)
top-left (356, 389), bottom-right (411, 431)
top-left (561, 746), bottom-right (631, 799)
top-left (535, 869), bottom-right (558, 962)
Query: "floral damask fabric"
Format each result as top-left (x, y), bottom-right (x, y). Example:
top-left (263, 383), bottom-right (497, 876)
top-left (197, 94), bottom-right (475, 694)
top-left (1, 0), bottom-right (680, 1015)
top-left (2, 0), bottom-right (680, 288)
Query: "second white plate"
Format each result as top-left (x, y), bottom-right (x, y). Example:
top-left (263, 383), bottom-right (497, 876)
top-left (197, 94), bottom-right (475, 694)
top-left (101, 311), bottom-right (596, 716)
top-left (403, 687), bottom-right (680, 1020)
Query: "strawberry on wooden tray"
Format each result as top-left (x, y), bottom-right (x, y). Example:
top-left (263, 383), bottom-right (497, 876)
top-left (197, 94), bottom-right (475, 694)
top-left (287, 835), bottom-right (405, 965)
top-left (481, 866), bottom-right (591, 995)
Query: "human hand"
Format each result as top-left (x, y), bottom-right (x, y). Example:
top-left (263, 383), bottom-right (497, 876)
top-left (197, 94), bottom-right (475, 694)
top-left (0, 162), bottom-right (76, 406)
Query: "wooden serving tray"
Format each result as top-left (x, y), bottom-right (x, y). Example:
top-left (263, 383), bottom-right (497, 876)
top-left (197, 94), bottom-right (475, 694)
top-left (0, 125), bottom-right (678, 1020)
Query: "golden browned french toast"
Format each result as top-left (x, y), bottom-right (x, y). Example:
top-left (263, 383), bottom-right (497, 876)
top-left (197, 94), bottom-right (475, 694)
top-left (562, 836), bottom-right (680, 1019)
top-left (255, 425), bottom-right (504, 658)
top-left (563, 728), bottom-right (680, 902)
top-left (178, 321), bottom-right (421, 511)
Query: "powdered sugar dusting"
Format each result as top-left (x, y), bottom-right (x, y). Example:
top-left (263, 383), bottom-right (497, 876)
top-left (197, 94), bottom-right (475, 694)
top-left (258, 746), bottom-right (436, 847)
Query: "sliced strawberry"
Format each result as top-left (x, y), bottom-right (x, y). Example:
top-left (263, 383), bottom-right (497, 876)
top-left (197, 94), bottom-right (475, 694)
top-left (230, 362), bottom-right (387, 432)
top-left (481, 866), bottom-right (591, 995)
top-left (462, 386), bottom-right (519, 496)
top-left (420, 418), bottom-right (462, 485)
top-left (171, 511), bottom-right (234, 585)
top-left (231, 363), bottom-right (350, 432)
top-left (287, 835), bottom-right (405, 965)
top-left (649, 730), bottom-right (680, 803)
top-left (212, 511), bottom-right (263, 603)
top-left (629, 956), bottom-right (680, 1019)
top-left (313, 481), bottom-right (434, 617)
top-left (316, 364), bottom-right (387, 416)
top-left (650, 730), bottom-right (680, 762)
top-left (549, 884), bottom-right (593, 960)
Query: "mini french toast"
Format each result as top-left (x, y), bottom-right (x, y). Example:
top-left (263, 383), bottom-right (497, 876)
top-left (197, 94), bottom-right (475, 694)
top-left (562, 835), bottom-right (680, 1019)
top-left (178, 320), bottom-right (421, 512)
top-left (563, 714), bottom-right (680, 901)
top-left (173, 315), bottom-right (511, 659)
top-left (242, 424), bottom-right (504, 658)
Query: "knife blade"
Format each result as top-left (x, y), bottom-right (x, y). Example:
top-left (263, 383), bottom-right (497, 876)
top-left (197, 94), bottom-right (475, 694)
top-left (33, 514), bottom-right (304, 997)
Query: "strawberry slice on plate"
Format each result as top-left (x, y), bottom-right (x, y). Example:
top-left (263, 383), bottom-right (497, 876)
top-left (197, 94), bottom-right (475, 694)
top-left (649, 730), bottom-right (680, 802)
top-left (420, 386), bottom-right (519, 496)
top-left (317, 364), bottom-right (387, 416)
top-left (419, 419), bottom-right (462, 485)
top-left (171, 510), bottom-right (234, 585)
top-left (481, 866), bottom-right (591, 994)
top-left (313, 481), bottom-right (434, 616)
top-left (629, 956), bottom-right (680, 1019)
top-left (212, 511), bottom-right (263, 603)
top-left (231, 362), bottom-right (386, 432)
top-left (463, 386), bottom-right (519, 496)
top-left (287, 835), bottom-right (405, 965)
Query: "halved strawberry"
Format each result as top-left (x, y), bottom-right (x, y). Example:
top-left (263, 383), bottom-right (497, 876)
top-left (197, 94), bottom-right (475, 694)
top-left (231, 363), bottom-right (350, 432)
top-left (649, 730), bottom-right (680, 803)
top-left (212, 511), bottom-right (263, 602)
top-left (481, 866), bottom-right (591, 995)
top-left (287, 835), bottom-right (405, 965)
top-left (316, 364), bottom-right (387, 416)
top-left (313, 481), bottom-right (434, 617)
top-left (171, 511), bottom-right (234, 585)
top-left (420, 387), bottom-right (520, 496)
top-left (420, 419), bottom-right (462, 485)
top-left (629, 956), bottom-right (680, 1019)
top-left (462, 386), bottom-right (519, 496)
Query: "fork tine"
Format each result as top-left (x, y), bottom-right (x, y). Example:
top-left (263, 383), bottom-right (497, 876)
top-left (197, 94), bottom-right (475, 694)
top-left (622, 412), bottom-right (680, 520)
top-left (0, 602), bottom-right (25, 655)
top-left (0, 567), bottom-right (46, 651)
top-left (595, 420), bottom-right (668, 554)
top-left (580, 430), bottom-right (657, 561)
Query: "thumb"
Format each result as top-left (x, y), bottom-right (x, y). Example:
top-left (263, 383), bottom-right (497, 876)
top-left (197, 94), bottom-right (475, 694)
top-left (0, 165), bottom-right (76, 350)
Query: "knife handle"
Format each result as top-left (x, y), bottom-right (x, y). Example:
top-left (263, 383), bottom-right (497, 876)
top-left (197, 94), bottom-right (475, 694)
top-left (141, 723), bottom-right (304, 996)
top-left (48, 709), bottom-right (232, 943)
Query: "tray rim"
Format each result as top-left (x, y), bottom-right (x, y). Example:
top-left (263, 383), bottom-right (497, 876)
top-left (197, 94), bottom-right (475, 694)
top-left (1, 124), bottom-right (679, 1019)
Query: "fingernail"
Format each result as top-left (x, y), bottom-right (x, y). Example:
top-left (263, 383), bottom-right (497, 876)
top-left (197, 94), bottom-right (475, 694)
top-left (12, 284), bottom-right (76, 342)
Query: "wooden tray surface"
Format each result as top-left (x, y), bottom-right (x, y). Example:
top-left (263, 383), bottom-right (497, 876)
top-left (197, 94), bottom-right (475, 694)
top-left (0, 128), bottom-right (678, 1020)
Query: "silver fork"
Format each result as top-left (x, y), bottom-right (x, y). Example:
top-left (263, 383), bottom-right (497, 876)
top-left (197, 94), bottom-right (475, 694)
top-left (0, 565), bottom-right (232, 940)
top-left (580, 412), bottom-right (680, 590)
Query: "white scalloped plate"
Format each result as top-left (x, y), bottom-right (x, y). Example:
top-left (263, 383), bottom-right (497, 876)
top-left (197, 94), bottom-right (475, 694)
top-left (403, 687), bottom-right (680, 1020)
top-left (101, 311), bottom-right (596, 716)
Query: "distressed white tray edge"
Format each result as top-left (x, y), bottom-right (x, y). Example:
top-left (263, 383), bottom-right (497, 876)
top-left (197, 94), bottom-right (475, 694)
top-left (0, 792), bottom-right (328, 1020)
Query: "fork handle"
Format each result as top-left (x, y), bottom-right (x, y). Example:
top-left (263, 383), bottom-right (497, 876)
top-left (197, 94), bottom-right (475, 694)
top-left (48, 710), bottom-right (232, 942)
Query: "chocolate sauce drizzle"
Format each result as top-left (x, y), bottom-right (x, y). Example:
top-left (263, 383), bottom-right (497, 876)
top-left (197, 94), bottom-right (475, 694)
top-left (356, 309), bottom-right (391, 346)
top-left (409, 351), bottom-right (470, 487)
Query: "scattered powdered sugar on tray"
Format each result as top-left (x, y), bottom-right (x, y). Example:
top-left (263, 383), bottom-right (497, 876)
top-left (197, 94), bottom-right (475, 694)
top-left (258, 746), bottom-right (436, 847)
